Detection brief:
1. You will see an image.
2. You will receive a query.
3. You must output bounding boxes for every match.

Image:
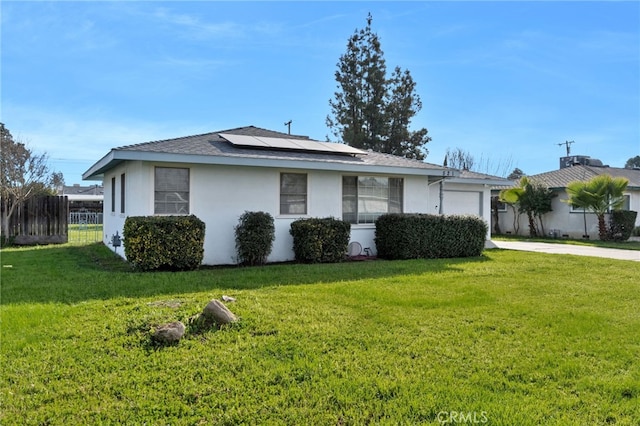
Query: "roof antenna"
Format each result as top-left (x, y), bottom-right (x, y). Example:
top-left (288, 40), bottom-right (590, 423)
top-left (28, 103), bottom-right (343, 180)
top-left (284, 120), bottom-right (292, 135)
top-left (557, 140), bottom-right (575, 156)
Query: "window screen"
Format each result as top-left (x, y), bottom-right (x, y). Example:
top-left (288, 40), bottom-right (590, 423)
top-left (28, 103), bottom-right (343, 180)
top-left (154, 167), bottom-right (189, 214)
top-left (280, 173), bottom-right (307, 215)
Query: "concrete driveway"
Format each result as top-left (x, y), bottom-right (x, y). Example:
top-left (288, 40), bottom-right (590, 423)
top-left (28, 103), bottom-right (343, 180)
top-left (491, 240), bottom-right (640, 262)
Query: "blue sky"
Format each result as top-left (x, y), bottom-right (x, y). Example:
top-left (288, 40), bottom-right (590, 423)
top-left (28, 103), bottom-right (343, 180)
top-left (2, 1), bottom-right (639, 185)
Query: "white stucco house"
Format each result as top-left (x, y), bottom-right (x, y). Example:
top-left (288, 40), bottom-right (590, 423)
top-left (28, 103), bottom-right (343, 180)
top-left (431, 169), bottom-right (510, 218)
top-left (83, 126), bottom-right (502, 265)
top-left (493, 157), bottom-right (640, 239)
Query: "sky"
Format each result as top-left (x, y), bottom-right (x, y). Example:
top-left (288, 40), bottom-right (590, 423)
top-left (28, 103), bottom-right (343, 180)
top-left (2, 1), bottom-right (639, 185)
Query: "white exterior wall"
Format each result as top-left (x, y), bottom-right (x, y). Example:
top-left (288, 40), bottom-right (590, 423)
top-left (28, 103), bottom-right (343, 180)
top-left (102, 161), bottom-right (432, 265)
top-left (102, 161), bottom-right (150, 253)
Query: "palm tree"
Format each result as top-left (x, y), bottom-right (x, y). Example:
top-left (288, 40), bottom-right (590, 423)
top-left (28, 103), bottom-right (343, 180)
top-left (500, 177), bottom-right (555, 237)
top-left (565, 175), bottom-right (629, 240)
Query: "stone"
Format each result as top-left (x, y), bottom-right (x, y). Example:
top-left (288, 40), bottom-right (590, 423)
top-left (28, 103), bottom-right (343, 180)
top-left (152, 321), bottom-right (186, 344)
top-left (202, 299), bottom-right (238, 325)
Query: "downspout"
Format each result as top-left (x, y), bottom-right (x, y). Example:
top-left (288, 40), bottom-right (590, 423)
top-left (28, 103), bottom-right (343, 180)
top-left (439, 155), bottom-right (448, 215)
top-left (439, 178), bottom-right (445, 215)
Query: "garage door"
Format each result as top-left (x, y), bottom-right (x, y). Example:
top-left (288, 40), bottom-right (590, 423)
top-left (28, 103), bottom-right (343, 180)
top-left (443, 191), bottom-right (481, 216)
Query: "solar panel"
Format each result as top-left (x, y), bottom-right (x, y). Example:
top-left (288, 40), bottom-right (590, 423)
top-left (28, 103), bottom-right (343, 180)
top-left (219, 134), bottom-right (366, 156)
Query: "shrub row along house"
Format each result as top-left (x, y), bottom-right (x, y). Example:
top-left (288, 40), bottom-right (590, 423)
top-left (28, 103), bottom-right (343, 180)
top-left (83, 126), bottom-right (506, 266)
top-left (494, 156), bottom-right (640, 239)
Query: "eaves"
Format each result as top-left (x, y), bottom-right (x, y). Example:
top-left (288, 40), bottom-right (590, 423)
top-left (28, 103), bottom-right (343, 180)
top-left (83, 150), bottom-right (455, 181)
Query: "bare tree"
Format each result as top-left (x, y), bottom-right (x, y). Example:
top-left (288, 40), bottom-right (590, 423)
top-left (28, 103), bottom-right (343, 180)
top-left (445, 148), bottom-right (475, 170)
top-left (445, 147), bottom-right (515, 177)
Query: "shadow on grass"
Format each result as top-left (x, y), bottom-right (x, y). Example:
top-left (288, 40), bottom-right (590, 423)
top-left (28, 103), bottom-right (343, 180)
top-left (1, 242), bottom-right (490, 305)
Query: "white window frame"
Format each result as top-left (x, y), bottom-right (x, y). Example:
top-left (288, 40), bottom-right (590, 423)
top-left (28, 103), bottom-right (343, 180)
top-left (280, 173), bottom-right (307, 215)
top-left (495, 199), bottom-right (507, 212)
top-left (342, 176), bottom-right (403, 224)
top-left (569, 194), bottom-right (631, 213)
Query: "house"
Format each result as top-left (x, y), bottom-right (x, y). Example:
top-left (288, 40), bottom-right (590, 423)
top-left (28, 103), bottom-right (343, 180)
top-left (494, 156), bottom-right (640, 239)
top-left (60, 184), bottom-right (104, 213)
top-left (83, 126), bottom-right (497, 265)
top-left (430, 169), bottom-right (511, 217)
top-left (59, 184), bottom-right (104, 226)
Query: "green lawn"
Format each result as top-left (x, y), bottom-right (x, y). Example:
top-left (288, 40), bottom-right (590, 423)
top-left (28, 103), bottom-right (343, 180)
top-left (1, 243), bottom-right (639, 425)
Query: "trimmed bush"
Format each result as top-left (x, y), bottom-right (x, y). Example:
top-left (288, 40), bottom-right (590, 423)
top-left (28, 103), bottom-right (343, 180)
top-left (234, 211), bottom-right (275, 266)
top-left (375, 213), bottom-right (487, 260)
top-left (608, 210), bottom-right (638, 241)
top-left (290, 217), bottom-right (351, 263)
top-left (123, 215), bottom-right (205, 271)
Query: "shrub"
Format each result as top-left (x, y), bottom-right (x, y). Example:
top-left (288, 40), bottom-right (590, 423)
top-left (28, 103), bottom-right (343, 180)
top-left (608, 210), bottom-right (638, 241)
top-left (234, 211), bottom-right (275, 266)
top-left (123, 215), bottom-right (205, 271)
top-left (375, 213), bottom-right (487, 260)
top-left (290, 217), bottom-right (351, 263)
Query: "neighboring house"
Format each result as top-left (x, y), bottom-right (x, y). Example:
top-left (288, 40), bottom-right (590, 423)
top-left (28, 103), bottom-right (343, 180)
top-left (60, 184), bottom-right (104, 213)
top-left (494, 156), bottom-right (640, 239)
top-left (83, 126), bottom-right (495, 265)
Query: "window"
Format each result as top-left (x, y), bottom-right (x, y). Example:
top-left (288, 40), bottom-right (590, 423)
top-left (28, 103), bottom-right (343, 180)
top-left (111, 177), bottom-right (116, 213)
top-left (280, 173), bottom-right (307, 215)
top-left (120, 173), bottom-right (126, 214)
top-left (570, 203), bottom-right (587, 213)
top-left (155, 167), bottom-right (189, 214)
top-left (570, 195), bottom-right (631, 213)
top-left (342, 176), bottom-right (403, 224)
top-left (621, 194), bottom-right (631, 211)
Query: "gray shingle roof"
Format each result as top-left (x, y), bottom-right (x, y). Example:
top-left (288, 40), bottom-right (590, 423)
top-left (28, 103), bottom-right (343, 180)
top-left (443, 169), bottom-right (512, 186)
top-left (108, 125), bottom-right (447, 171)
top-left (528, 165), bottom-right (640, 189)
top-left (493, 164), bottom-right (640, 190)
top-left (62, 184), bottom-right (104, 196)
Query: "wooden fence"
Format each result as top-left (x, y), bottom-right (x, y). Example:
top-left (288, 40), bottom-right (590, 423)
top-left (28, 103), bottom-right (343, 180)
top-left (3, 196), bottom-right (69, 244)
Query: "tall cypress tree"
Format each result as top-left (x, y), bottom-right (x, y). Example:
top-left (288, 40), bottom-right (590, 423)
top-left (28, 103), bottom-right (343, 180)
top-left (326, 14), bottom-right (431, 160)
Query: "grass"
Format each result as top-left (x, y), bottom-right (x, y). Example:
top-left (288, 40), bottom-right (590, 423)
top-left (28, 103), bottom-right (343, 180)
top-left (1, 243), bottom-right (639, 425)
top-left (68, 224), bottom-right (103, 244)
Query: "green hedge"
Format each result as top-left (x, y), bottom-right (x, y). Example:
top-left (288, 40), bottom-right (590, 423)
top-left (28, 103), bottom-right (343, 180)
top-left (235, 211), bottom-right (275, 266)
top-left (608, 210), bottom-right (638, 241)
top-left (290, 217), bottom-right (351, 263)
top-left (375, 213), bottom-right (487, 260)
top-left (123, 215), bottom-right (205, 271)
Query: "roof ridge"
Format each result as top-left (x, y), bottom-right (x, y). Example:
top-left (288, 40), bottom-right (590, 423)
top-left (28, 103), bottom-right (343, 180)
top-left (115, 130), bottom-right (221, 150)
top-left (115, 125), bottom-right (317, 150)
